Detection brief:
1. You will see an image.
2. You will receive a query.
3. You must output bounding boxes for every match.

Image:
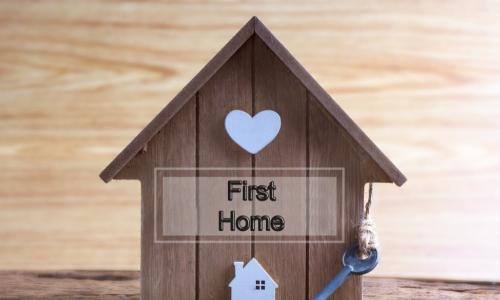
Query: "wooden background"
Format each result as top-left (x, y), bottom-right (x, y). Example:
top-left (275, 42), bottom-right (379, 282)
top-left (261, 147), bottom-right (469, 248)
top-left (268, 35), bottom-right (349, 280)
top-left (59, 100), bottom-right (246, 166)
top-left (1, 0), bottom-right (500, 282)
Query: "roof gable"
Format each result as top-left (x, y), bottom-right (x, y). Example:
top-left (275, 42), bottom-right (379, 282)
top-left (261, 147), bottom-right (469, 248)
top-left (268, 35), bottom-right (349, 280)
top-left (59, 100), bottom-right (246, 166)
top-left (100, 17), bottom-right (406, 186)
top-left (229, 258), bottom-right (278, 288)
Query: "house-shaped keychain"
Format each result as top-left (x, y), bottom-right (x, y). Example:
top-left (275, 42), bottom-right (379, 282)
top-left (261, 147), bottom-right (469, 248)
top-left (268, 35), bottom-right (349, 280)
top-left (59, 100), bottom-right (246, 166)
top-left (230, 258), bottom-right (278, 300)
top-left (100, 17), bottom-right (406, 300)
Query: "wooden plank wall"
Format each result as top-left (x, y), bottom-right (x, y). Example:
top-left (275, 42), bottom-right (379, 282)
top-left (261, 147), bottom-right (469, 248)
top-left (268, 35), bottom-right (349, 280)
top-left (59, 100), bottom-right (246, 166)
top-left (135, 100), bottom-right (197, 299)
top-left (197, 38), bottom-right (253, 299)
top-left (308, 96), bottom-right (363, 300)
top-left (253, 36), bottom-right (308, 300)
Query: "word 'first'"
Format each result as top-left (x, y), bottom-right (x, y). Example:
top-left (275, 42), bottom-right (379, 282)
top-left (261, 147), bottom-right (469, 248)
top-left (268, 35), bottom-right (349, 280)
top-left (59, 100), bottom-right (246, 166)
top-left (227, 180), bottom-right (277, 201)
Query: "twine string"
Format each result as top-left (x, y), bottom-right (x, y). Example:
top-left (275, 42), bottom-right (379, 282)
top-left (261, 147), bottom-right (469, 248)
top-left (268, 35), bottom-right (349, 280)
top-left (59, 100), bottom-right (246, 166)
top-left (364, 181), bottom-right (373, 219)
top-left (357, 182), bottom-right (378, 259)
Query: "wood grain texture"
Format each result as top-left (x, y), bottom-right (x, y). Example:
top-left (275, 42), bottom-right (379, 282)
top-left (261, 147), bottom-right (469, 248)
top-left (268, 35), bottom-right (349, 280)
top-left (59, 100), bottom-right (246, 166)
top-left (136, 100), bottom-right (196, 299)
top-left (253, 35), bottom-right (308, 300)
top-left (1, 0), bottom-right (500, 283)
top-left (308, 97), bottom-right (363, 300)
top-left (197, 38), bottom-right (253, 300)
top-left (1, 271), bottom-right (499, 300)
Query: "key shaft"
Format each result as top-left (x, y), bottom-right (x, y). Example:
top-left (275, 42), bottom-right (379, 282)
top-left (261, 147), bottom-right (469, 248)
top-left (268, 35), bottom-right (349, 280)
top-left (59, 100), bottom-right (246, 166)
top-left (312, 265), bottom-right (352, 300)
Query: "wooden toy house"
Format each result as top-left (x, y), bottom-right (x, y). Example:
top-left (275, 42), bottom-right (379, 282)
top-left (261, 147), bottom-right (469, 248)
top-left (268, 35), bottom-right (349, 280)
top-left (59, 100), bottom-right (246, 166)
top-left (100, 17), bottom-right (406, 300)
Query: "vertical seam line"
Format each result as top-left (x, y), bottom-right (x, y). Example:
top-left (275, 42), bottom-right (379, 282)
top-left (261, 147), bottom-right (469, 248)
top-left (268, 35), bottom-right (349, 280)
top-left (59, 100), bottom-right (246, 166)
top-left (195, 92), bottom-right (200, 300)
top-left (251, 34), bottom-right (256, 258)
top-left (305, 90), bottom-right (310, 300)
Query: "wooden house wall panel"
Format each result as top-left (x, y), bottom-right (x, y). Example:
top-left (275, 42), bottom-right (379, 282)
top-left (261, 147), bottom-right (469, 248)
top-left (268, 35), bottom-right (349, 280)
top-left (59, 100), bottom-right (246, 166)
top-left (139, 99), bottom-right (197, 300)
top-left (197, 38), bottom-right (253, 300)
top-left (253, 36), bottom-right (308, 300)
top-left (308, 96), bottom-right (363, 300)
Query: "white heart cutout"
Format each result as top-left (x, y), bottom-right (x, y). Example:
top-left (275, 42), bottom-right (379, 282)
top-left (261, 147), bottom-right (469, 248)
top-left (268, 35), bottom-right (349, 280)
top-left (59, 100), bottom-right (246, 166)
top-left (225, 109), bottom-right (281, 154)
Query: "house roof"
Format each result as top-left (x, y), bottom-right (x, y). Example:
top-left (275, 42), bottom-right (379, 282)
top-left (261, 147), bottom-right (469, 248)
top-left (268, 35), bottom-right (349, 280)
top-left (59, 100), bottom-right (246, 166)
top-left (100, 17), bottom-right (406, 186)
top-left (229, 258), bottom-right (278, 288)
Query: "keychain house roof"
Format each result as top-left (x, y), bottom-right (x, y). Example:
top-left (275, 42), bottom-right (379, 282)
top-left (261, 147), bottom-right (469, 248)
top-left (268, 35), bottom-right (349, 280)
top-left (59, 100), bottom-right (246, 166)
top-left (101, 17), bottom-right (405, 300)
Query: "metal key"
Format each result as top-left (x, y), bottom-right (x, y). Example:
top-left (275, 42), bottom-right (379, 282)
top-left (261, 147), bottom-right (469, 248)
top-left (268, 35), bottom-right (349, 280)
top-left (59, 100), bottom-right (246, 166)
top-left (312, 247), bottom-right (378, 300)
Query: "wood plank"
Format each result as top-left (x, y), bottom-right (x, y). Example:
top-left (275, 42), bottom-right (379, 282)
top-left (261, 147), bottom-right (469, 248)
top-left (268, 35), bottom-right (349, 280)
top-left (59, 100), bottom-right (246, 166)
top-left (197, 38), bottom-right (253, 300)
top-left (1, 271), bottom-right (499, 300)
top-left (307, 96), bottom-right (364, 300)
top-left (253, 35), bottom-right (307, 300)
top-left (136, 100), bottom-right (197, 299)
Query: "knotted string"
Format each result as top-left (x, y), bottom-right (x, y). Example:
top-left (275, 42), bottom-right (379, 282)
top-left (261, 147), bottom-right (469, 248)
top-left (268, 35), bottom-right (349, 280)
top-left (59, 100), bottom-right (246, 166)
top-left (357, 183), bottom-right (378, 259)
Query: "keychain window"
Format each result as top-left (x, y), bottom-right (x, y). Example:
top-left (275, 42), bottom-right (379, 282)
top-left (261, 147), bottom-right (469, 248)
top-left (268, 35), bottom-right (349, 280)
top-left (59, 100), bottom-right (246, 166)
top-left (255, 280), bottom-right (266, 290)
